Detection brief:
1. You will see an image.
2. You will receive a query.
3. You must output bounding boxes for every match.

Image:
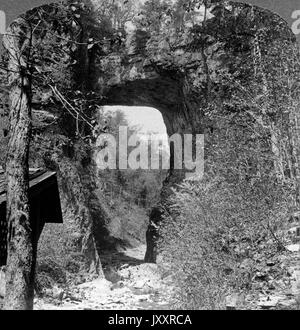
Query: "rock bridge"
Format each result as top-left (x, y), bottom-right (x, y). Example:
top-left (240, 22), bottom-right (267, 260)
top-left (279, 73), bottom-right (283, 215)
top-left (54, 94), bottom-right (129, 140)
top-left (92, 2), bottom-right (296, 261)
top-left (0, 0), bottom-right (297, 263)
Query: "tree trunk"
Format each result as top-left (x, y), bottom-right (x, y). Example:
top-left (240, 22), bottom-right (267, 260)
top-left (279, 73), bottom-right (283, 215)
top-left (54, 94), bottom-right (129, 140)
top-left (3, 18), bottom-right (34, 310)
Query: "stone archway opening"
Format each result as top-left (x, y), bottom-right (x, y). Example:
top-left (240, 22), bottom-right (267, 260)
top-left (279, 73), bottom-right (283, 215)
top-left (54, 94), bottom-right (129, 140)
top-left (95, 105), bottom-right (170, 258)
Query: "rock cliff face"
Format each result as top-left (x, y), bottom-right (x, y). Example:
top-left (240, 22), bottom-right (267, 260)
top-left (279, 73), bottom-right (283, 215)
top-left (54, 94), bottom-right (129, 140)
top-left (97, 3), bottom-right (293, 133)
top-left (90, 1), bottom-right (295, 261)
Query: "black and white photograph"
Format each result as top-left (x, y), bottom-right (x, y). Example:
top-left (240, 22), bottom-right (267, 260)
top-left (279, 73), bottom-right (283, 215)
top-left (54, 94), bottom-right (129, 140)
top-left (0, 0), bottom-right (300, 315)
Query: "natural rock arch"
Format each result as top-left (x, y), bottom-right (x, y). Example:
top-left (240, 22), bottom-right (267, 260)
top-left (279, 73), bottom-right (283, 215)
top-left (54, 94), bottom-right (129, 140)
top-left (91, 1), bottom-right (296, 261)
top-left (1, 0), bottom-right (297, 266)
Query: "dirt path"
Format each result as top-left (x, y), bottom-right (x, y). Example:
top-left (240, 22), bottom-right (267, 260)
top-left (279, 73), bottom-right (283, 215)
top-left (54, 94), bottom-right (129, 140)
top-left (35, 245), bottom-right (175, 310)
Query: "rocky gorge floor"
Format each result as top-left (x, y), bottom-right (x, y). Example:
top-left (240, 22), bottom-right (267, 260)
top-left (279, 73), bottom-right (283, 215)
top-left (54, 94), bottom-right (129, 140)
top-left (34, 236), bottom-right (300, 311)
top-left (3, 232), bottom-right (300, 311)
top-left (242, 243), bottom-right (300, 310)
top-left (34, 245), bottom-right (176, 310)
top-left (226, 220), bottom-right (300, 311)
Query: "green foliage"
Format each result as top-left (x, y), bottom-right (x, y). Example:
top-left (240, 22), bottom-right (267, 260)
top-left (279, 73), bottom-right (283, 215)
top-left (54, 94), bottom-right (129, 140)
top-left (28, 2), bottom-right (112, 140)
top-left (159, 176), bottom-right (296, 309)
top-left (154, 1), bottom-right (300, 309)
top-left (36, 221), bottom-right (91, 293)
top-left (95, 0), bottom-right (141, 30)
top-left (137, 0), bottom-right (173, 32)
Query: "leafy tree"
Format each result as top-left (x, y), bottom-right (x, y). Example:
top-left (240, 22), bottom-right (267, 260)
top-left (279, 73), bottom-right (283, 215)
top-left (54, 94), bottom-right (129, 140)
top-left (94, 0), bottom-right (141, 30)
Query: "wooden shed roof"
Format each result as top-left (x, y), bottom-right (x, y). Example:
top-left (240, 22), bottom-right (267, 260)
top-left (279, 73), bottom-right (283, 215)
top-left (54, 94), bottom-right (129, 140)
top-left (0, 168), bottom-right (63, 224)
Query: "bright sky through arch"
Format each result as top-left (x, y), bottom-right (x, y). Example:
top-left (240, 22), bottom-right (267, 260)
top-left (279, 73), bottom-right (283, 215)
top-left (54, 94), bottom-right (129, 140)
top-left (102, 106), bottom-right (168, 135)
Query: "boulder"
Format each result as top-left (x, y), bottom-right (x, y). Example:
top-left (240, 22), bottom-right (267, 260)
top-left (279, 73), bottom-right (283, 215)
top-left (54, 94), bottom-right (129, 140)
top-left (52, 286), bottom-right (64, 301)
top-left (257, 296), bottom-right (280, 309)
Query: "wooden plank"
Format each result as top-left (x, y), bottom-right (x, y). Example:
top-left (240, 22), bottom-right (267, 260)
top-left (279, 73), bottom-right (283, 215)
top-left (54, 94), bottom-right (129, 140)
top-left (0, 170), bottom-right (57, 204)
